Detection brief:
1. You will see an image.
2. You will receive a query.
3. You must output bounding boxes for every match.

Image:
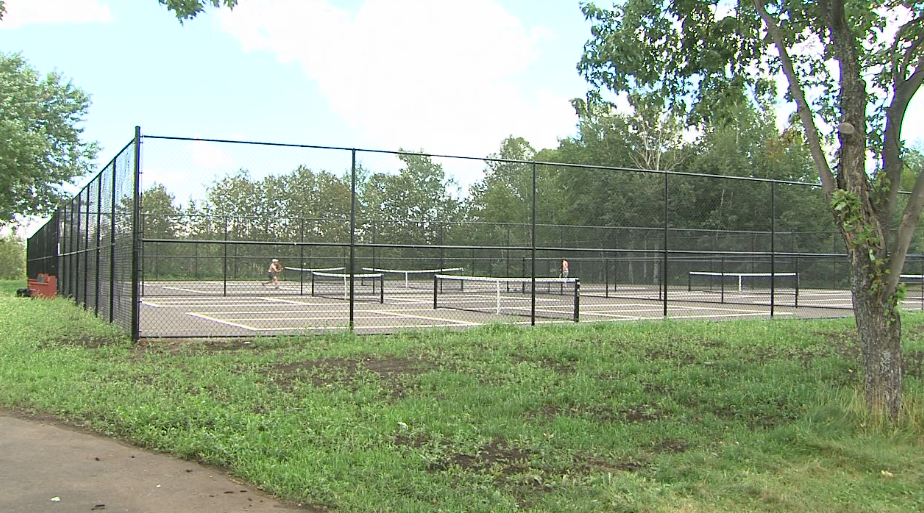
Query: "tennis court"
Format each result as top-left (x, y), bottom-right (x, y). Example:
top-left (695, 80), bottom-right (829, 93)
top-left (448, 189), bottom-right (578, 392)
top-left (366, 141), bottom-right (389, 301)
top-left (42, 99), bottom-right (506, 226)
top-left (137, 269), bottom-right (864, 337)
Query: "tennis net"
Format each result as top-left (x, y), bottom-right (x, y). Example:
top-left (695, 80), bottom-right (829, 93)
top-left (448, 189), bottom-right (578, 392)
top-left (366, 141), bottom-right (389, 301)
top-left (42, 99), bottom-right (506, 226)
top-left (434, 275), bottom-right (579, 321)
top-left (362, 267), bottom-right (464, 291)
top-left (308, 270), bottom-right (385, 303)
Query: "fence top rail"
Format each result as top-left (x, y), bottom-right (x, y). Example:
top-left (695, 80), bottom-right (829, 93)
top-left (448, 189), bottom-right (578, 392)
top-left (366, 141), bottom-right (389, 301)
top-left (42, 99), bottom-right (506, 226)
top-left (144, 134), bottom-right (833, 188)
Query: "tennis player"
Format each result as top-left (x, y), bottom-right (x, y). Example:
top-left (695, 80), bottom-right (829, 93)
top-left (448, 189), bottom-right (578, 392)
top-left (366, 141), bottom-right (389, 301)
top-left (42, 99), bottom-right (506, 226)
top-left (560, 259), bottom-right (569, 279)
top-left (263, 258), bottom-right (282, 288)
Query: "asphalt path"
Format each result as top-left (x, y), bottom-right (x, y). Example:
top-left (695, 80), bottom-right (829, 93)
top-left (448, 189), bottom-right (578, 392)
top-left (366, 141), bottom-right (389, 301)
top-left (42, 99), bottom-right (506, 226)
top-left (0, 410), bottom-right (320, 513)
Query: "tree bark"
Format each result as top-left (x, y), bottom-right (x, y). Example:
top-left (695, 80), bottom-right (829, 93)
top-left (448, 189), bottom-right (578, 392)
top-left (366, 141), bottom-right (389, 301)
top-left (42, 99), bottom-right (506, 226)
top-left (851, 258), bottom-right (905, 419)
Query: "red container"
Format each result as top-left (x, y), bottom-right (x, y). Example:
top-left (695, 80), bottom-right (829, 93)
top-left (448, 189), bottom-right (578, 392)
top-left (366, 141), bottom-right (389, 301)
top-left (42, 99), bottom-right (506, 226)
top-left (27, 274), bottom-right (57, 298)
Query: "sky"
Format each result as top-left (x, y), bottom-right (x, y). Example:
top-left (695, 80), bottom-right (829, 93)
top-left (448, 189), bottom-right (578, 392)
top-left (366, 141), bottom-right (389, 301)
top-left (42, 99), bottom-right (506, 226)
top-left (3, 0), bottom-right (924, 236)
top-left (0, 0), bottom-right (593, 219)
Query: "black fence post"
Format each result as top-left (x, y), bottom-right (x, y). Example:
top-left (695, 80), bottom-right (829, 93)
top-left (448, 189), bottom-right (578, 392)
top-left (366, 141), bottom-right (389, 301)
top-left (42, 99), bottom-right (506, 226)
top-left (771, 181), bottom-right (776, 317)
top-left (109, 159), bottom-right (117, 323)
top-left (74, 192), bottom-right (82, 305)
top-left (531, 162), bottom-right (537, 326)
top-left (299, 217), bottom-right (305, 296)
top-left (130, 126), bottom-right (142, 342)
top-left (95, 174), bottom-right (103, 316)
top-left (663, 170), bottom-right (668, 317)
top-left (349, 149), bottom-right (357, 331)
top-left (223, 216), bottom-right (229, 297)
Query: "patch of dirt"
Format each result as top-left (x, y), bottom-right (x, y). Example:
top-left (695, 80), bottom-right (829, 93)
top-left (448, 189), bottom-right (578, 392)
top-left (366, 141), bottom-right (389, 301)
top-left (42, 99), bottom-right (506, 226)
top-left (530, 403), bottom-right (665, 423)
top-left (577, 457), bottom-right (648, 473)
top-left (651, 438), bottom-right (689, 454)
top-left (512, 355), bottom-right (577, 374)
top-left (619, 404), bottom-right (667, 423)
top-left (643, 382), bottom-right (673, 395)
top-left (817, 330), bottom-right (861, 360)
top-left (134, 338), bottom-right (265, 355)
top-left (709, 400), bottom-right (797, 429)
top-left (644, 345), bottom-right (699, 365)
top-left (264, 356), bottom-right (435, 398)
top-left (427, 439), bottom-right (534, 475)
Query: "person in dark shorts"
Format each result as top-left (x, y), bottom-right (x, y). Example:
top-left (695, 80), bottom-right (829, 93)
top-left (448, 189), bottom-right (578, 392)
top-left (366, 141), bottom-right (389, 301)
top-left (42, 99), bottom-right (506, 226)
top-left (263, 259), bottom-right (282, 288)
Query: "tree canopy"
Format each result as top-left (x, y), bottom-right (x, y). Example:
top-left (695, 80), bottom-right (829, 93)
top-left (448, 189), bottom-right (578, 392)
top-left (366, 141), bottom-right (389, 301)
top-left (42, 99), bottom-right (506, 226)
top-left (0, 52), bottom-right (98, 225)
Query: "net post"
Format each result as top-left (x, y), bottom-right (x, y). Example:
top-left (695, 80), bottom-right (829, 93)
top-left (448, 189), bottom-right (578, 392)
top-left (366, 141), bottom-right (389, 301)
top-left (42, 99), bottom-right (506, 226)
top-left (433, 274), bottom-right (438, 309)
top-left (795, 257), bottom-right (800, 308)
top-left (573, 279), bottom-right (580, 322)
top-left (720, 255), bottom-right (725, 304)
top-left (379, 274), bottom-right (385, 303)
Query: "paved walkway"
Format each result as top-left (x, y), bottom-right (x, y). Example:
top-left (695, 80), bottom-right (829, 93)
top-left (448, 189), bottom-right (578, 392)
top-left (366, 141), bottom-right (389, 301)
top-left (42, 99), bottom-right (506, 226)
top-left (0, 411), bottom-right (316, 513)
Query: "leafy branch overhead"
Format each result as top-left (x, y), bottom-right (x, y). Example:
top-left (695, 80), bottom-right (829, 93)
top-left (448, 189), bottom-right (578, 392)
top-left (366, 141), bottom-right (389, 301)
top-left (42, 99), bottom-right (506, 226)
top-left (157, 0), bottom-right (238, 22)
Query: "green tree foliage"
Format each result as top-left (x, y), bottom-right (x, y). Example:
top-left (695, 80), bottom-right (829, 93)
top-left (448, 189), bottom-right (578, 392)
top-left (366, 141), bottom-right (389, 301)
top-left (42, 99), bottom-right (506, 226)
top-left (0, 52), bottom-right (98, 224)
top-left (142, 183), bottom-right (182, 239)
top-left (363, 153), bottom-right (461, 246)
top-left (468, 137), bottom-right (536, 225)
top-left (0, 233), bottom-right (25, 279)
top-left (157, 0), bottom-right (238, 21)
top-left (579, 0), bottom-right (924, 418)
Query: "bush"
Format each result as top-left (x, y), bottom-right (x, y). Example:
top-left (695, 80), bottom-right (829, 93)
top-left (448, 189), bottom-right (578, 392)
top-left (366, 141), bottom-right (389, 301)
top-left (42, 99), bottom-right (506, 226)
top-left (0, 234), bottom-right (25, 279)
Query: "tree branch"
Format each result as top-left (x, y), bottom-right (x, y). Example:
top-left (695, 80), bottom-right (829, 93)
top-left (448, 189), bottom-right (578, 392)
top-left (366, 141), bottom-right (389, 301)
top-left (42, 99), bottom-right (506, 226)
top-left (886, 168), bottom-right (924, 295)
top-left (883, 66), bottom-right (924, 220)
top-left (894, 14), bottom-right (924, 83)
top-left (752, 0), bottom-right (836, 196)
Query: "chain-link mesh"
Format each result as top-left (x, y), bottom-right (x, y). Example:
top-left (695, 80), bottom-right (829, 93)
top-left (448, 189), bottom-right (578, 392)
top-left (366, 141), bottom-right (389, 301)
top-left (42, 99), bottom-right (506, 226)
top-left (26, 131), bottom-right (924, 339)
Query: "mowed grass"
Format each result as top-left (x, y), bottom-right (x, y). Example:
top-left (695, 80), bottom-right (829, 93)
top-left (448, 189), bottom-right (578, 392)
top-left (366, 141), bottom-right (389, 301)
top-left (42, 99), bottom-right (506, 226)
top-left (1, 292), bottom-right (923, 512)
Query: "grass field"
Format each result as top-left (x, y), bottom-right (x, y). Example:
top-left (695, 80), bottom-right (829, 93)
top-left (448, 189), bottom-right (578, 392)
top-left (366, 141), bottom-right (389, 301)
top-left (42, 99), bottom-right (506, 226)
top-left (1, 281), bottom-right (923, 512)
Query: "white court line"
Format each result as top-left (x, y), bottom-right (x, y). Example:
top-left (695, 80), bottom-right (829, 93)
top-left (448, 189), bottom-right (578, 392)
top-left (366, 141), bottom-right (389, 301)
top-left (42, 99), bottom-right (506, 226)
top-left (365, 309), bottom-right (480, 326)
top-left (582, 304), bottom-right (774, 314)
top-left (260, 297), bottom-right (316, 306)
top-left (258, 323), bottom-right (479, 332)
top-left (187, 312), bottom-right (259, 331)
top-left (384, 296), bottom-right (431, 304)
top-left (162, 286), bottom-right (214, 294)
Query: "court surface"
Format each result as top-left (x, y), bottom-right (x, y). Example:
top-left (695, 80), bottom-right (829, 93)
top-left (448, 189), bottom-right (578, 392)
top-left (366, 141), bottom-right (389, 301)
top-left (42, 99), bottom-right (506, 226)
top-left (135, 278), bottom-right (892, 338)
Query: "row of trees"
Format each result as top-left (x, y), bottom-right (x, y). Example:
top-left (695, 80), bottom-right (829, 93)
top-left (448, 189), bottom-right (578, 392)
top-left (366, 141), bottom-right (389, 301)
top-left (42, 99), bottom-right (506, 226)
top-left (139, 98), bottom-right (921, 258)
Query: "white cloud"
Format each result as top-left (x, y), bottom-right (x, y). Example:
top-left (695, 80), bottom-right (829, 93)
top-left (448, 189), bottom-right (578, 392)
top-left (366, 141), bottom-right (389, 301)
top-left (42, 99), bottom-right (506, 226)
top-left (216, 0), bottom-right (576, 158)
top-left (188, 140), bottom-right (235, 170)
top-left (0, 0), bottom-right (113, 29)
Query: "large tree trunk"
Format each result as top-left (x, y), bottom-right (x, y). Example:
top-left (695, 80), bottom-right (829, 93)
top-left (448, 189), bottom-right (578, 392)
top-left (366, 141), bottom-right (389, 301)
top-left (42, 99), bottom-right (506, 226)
top-left (850, 256), bottom-right (904, 419)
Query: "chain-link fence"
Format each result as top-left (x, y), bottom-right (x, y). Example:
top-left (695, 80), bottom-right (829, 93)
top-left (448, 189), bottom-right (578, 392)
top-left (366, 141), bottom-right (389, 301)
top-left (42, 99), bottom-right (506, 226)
top-left (26, 129), bottom-right (924, 339)
top-left (27, 132), bottom-right (139, 334)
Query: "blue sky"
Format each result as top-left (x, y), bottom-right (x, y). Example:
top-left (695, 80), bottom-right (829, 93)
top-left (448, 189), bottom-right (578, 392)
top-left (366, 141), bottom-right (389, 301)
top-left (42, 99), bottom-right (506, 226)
top-left (3, 0), bottom-right (924, 227)
top-left (0, 0), bottom-right (592, 205)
